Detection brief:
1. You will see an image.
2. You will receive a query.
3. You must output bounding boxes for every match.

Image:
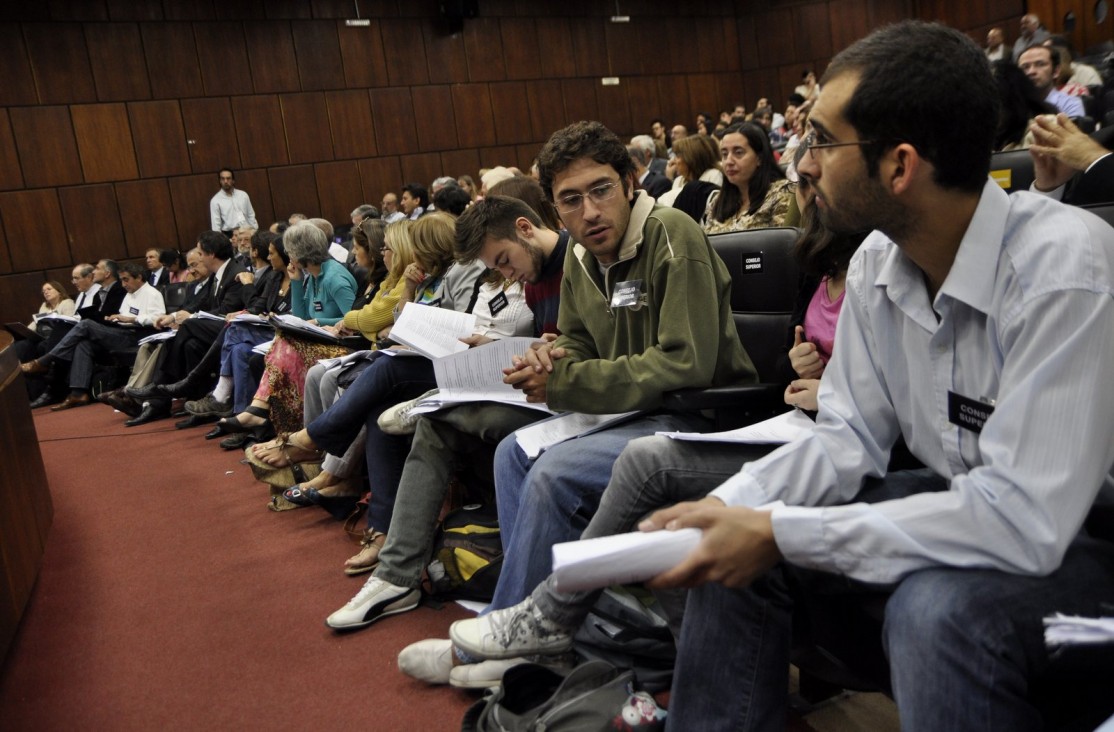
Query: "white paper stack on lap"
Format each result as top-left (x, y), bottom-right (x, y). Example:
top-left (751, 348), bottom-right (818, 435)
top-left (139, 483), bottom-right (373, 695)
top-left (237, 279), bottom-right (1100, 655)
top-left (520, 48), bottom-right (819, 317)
top-left (551, 528), bottom-right (703, 593)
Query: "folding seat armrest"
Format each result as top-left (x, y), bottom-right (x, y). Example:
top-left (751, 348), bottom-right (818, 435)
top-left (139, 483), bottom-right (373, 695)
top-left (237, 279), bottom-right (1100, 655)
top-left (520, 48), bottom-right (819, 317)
top-left (663, 382), bottom-right (788, 429)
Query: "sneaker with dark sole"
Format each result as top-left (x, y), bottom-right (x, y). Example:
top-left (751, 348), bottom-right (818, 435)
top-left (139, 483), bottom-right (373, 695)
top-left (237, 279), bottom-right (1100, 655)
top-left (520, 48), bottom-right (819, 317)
top-left (184, 392), bottom-right (233, 418)
top-left (325, 576), bottom-right (420, 631)
top-left (449, 596), bottom-right (575, 660)
top-left (377, 388), bottom-right (439, 435)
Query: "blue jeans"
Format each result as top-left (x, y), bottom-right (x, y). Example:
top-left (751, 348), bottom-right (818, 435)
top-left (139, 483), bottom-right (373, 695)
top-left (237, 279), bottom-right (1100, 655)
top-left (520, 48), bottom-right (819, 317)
top-left (222, 323), bottom-right (274, 413)
top-left (667, 471), bottom-right (1114, 731)
top-left (488, 412), bottom-right (711, 612)
top-left (306, 353), bottom-right (436, 533)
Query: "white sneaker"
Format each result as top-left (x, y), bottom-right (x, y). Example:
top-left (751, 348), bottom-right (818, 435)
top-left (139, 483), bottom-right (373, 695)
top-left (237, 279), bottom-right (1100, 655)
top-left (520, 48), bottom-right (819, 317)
top-left (449, 596), bottom-right (574, 660)
top-left (377, 389), bottom-right (439, 435)
top-left (325, 576), bottom-right (419, 630)
top-left (398, 638), bottom-right (453, 684)
top-left (448, 657), bottom-right (532, 689)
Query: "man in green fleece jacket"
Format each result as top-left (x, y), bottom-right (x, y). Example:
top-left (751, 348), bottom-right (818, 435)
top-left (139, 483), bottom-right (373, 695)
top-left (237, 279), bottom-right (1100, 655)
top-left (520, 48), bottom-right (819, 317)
top-left (486, 120), bottom-right (757, 614)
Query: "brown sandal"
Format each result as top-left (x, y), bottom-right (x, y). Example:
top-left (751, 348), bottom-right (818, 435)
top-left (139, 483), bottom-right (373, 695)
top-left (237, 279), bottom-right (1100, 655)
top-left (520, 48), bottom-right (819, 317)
top-left (344, 530), bottom-right (386, 576)
top-left (250, 432), bottom-right (320, 469)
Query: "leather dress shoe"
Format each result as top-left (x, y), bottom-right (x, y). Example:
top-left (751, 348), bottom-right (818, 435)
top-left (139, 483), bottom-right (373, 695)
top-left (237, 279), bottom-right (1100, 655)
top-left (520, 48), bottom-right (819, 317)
top-left (176, 414), bottom-right (216, 430)
top-left (29, 392), bottom-right (58, 409)
top-left (97, 388), bottom-right (142, 418)
top-left (21, 359), bottom-right (49, 375)
top-left (157, 375), bottom-right (205, 399)
top-left (51, 393), bottom-right (92, 411)
top-left (125, 383), bottom-right (161, 400)
top-left (124, 401), bottom-right (170, 427)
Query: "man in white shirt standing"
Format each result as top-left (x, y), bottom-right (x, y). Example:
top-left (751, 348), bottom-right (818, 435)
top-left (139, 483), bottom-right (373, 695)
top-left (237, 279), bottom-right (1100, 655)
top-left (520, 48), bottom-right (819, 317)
top-left (210, 168), bottom-right (258, 237)
top-left (447, 21), bottom-right (1114, 730)
top-left (21, 262), bottom-right (166, 411)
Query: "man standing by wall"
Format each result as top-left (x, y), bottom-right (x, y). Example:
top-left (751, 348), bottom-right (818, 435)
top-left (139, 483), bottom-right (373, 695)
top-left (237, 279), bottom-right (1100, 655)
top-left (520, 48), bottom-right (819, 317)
top-left (210, 168), bottom-right (258, 238)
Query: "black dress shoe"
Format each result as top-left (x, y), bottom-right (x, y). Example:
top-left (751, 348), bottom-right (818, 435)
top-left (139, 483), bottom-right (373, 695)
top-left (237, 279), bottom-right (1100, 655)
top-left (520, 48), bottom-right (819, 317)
top-left (29, 392), bottom-right (58, 409)
top-left (158, 375), bottom-right (205, 399)
top-left (125, 383), bottom-right (161, 400)
top-left (176, 414), bottom-right (216, 430)
top-left (97, 388), bottom-right (142, 418)
top-left (124, 401), bottom-right (170, 427)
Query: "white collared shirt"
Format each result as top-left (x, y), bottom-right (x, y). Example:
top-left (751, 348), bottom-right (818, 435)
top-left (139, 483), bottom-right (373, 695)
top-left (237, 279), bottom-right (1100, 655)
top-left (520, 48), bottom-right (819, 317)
top-left (119, 283), bottom-right (167, 326)
top-left (713, 180), bottom-right (1114, 583)
top-left (74, 283), bottom-right (101, 312)
top-left (210, 188), bottom-right (258, 231)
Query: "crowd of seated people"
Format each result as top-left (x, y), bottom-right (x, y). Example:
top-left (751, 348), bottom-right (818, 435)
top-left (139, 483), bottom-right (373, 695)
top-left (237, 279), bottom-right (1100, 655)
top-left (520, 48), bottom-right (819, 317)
top-left (13, 18), bottom-right (1114, 729)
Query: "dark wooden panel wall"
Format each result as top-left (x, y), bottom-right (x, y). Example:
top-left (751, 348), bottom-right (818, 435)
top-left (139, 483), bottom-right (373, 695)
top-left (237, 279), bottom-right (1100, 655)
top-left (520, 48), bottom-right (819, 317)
top-left (0, 0), bottom-right (1024, 325)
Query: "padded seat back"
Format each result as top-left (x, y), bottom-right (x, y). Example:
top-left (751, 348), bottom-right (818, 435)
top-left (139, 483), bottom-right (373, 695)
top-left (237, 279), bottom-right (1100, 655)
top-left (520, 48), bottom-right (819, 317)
top-left (162, 282), bottom-right (189, 311)
top-left (989, 148), bottom-right (1035, 193)
top-left (708, 227), bottom-right (800, 382)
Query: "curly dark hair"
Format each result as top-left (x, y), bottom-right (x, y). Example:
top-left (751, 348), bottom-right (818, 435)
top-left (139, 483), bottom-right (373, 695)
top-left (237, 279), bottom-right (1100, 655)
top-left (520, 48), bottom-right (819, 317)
top-left (536, 121), bottom-right (635, 202)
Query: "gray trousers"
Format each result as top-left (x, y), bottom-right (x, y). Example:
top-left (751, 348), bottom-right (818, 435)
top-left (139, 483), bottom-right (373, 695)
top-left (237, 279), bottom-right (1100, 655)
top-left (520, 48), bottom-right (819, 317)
top-left (373, 402), bottom-right (545, 589)
top-left (48, 319), bottom-right (141, 391)
top-left (304, 362), bottom-right (364, 479)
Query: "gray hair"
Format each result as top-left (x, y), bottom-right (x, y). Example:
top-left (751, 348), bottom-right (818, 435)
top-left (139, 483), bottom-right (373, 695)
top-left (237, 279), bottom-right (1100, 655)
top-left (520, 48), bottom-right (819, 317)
top-left (630, 134), bottom-right (656, 162)
top-left (283, 221), bottom-right (331, 266)
top-left (308, 217), bottom-right (335, 241)
top-left (431, 176), bottom-right (456, 193)
top-left (351, 204), bottom-right (379, 220)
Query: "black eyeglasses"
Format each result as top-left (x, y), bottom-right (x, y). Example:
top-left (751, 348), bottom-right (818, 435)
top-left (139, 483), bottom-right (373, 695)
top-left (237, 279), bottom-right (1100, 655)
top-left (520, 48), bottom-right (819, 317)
top-left (801, 125), bottom-right (889, 158)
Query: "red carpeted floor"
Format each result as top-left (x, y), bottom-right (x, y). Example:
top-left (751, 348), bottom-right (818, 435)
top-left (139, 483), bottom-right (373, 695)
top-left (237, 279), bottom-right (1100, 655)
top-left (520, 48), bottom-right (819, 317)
top-left (0, 403), bottom-right (476, 731)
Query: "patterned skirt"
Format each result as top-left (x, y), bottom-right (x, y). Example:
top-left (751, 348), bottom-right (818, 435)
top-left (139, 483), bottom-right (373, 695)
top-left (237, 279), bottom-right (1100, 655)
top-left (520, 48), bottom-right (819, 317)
top-left (254, 332), bottom-right (349, 434)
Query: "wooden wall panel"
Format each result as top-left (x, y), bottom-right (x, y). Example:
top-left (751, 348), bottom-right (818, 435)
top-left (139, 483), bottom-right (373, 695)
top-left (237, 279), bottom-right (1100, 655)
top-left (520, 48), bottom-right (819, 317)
top-left (736, 15), bottom-right (761, 72)
top-left (451, 84), bottom-right (498, 149)
top-left (85, 22), bottom-right (152, 101)
top-left (292, 21), bottom-right (345, 91)
top-left (70, 104), bottom-right (139, 183)
top-left (369, 88), bottom-right (419, 155)
top-left (755, 7), bottom-right (797, 67)
top-left (168, 173), bottom-right (216, 248)
top-left (107, 0), bottom-right (164, 21)
top-left (412, 86), bottom-right (459, 152)
top-left (194, 23), bottom-right (253, 96)
top-left (596, 83), bottom-right (632, 140)
top-left (281, 92), bottom-right (333, 165)
top-left (569, 18), bottom-right (609, 78)
top-left (314, 161), bottom-right (363, 224)
top-left (0, 208), bottom-right (9, 272)
top-left (140, 22), bottom-right (204, 99)
top-left (397, 153), bottom-right (444, 193)
top-left (115, 179), bottom-right (179, 256)
top-left (0, 274), bottom-right (48, 323)
top-left (381, 23), bottom-right (428, 88)
top-left (264, 0), bottom-right (310, 20)
top-left (181, 97), bottom-right (240, 173)
top-left (233, 169), bottom-right (275, 229)
top-left (604, 20), bottom-right (641, 77)
top-left (715, 73), bottom-right (747, 116)
top-left (0, 25), bottom-right (38, 106)
top-left (500, 18), bottom-right (541, 81)
top-left (268, 165), bottom-right (320, 220)
top-left (625, 77), bottom-right (661, 134)
top-left (464, 17), bottom-right (508, 82)
top-left (309, 0), bottom-right (350, 19)
top-left (478, 145), bottom-right (519, 170)
top-left (24, 23), bottom-right (97, 104)
top-left (326, 90), bottom-right (377, 160)
top-left (655, 76), bottom-right (691, 131)
top-left (244, 21), bottom-right (299, 94)
top-left (0, 112), bottom-right (25, 192)
top-left (686, 74), bottom-right (721, 123)
top-left (48, 0), bottom-right (108, 21)
top-left (488, 82), bottom-right (532, 146)
top-left (58, 185), bottom-right (126, 263)
top-left (440, 149), bottom-right (481, 182)
top-left (562, 79), bottom-right (601, 126)
top-left (0, 189), bottom-right (67, 271)
top-left (424, 24), bottom-right (469, 85)
top-left (639, 20), bottom-right (673, 76)
top-left (8, 107), bottom-right (83, 189)
top-left (515, 144), bottom-right (541, 171)
top-left (526, 79), bottom-right (569, 142)
top-left (128, 101), bottom-right (191, 178)
top-left (358, 157), bottom-right (403, 208)
top-left (830, 0), bottom-right (874, 53)
top-left (793, 3), bottom-right (834, 62)
top-left (337, 21), bottom-right (389, 89)
top-left (233, 95), bottom-right (289, 169)
top-left (534, 18), bottom-right (577, 79)
top-left (163, 0), bottom-right (216, 20)
top-left (694, 18), bottom-right (731, 76)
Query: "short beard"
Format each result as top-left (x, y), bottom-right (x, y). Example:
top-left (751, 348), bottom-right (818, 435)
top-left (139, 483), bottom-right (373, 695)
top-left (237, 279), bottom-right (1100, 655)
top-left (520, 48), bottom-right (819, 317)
top-left (817, 174), bottom-right (910, 244)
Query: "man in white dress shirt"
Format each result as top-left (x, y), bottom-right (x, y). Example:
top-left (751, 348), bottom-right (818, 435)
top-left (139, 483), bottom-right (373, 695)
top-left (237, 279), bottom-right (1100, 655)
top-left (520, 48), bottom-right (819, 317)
top-left (210, 168), bottom-right (258, 237)
top-left (447, 21), bottom-right (1114, 730)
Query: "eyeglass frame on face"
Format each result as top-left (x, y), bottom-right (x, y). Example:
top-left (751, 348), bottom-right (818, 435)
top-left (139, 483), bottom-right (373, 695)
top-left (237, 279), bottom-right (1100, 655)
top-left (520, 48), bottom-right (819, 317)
top-left (554, 180), bottom-right (622, 215)
top-left (801, 123), bottom-right (890, 159)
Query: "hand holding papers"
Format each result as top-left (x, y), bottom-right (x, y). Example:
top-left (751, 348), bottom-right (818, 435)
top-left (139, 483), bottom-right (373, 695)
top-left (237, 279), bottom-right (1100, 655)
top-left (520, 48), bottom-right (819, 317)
top-left (388, 304), bottom-right (476, 359)
top-left (552, 529), bottom-right (703, 593)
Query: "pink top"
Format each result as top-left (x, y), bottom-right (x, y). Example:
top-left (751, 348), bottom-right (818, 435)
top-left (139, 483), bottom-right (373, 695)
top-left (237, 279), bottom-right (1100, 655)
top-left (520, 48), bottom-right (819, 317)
top-left (802, 276), bottom-right (844, 364)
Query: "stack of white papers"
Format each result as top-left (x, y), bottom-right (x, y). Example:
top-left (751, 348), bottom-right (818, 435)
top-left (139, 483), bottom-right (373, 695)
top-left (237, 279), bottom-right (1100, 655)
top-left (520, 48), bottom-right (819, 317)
top-left (138, 330), bottom-right (177, 345)
top-left (552, 529), bottom-right (704, 593)
top-left (657, 409), bottom-right (814, 445)
top-left (515, 411), bottom-right (640, 459)
top-left (389, 304), bottom-right (476, 358)
top-left (1044, 613), bottom-right (1114, 647)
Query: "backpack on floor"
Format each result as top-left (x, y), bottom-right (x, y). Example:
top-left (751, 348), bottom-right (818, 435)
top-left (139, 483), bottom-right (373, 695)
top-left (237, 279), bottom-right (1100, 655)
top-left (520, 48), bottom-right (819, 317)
top-left (460, 660), bottom-right (666, 732)
top-left (427, 503), bottom-right (503, 601)
top-left (573, 585), bottom-right (678, 692)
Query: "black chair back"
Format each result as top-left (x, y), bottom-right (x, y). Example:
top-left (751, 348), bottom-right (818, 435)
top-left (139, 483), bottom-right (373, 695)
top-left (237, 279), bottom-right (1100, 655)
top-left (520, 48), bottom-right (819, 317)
top-left (708, 227), bottom-right (800, 382)
top-left (989, 148), bottom-right (1035, 193)
top-left (162, 282), bottom-right (189, 311)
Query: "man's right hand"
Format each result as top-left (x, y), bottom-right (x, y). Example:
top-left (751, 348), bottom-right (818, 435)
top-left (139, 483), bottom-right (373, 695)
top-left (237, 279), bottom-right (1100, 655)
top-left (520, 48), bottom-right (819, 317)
top-left (1030, 114), bottom-right (1108, 191)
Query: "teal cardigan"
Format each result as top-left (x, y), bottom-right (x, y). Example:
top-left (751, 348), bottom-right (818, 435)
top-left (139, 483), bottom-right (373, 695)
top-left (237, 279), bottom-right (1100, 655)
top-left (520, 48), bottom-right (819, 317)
top-left (290, 258), bottom-right (357, 326)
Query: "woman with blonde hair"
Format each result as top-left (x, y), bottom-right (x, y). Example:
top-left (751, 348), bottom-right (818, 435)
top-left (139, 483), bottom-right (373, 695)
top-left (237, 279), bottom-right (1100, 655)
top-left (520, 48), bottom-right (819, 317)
top-left (658, 134), bottom-right (724, 221)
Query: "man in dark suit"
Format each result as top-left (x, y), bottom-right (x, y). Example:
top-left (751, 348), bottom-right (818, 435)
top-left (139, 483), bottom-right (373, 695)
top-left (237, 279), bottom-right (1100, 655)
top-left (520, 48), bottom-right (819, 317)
top-left (125, 232), bottom-right (247, 425)
top-left (145, 248), bottom-right (171, 289)
top-left (628, 140), bottom-right (672, 199)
